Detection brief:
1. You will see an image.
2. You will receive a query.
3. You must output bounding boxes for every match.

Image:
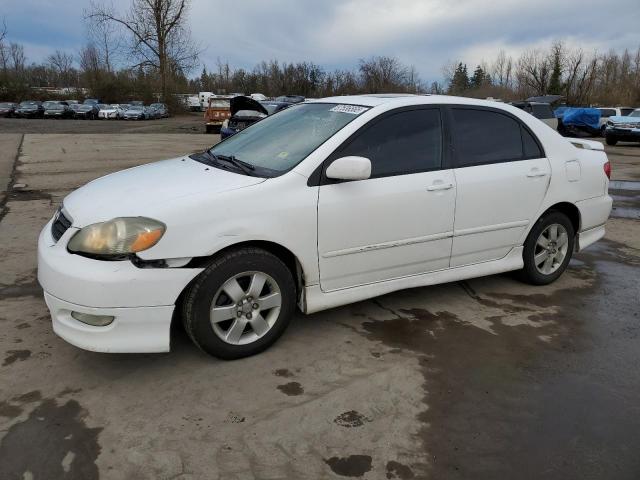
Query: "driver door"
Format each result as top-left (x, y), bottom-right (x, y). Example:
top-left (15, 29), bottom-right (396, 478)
top-left (317, 107), bottom-right (456, 291)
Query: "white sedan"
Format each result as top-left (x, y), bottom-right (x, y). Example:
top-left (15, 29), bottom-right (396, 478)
top-left (98, 104), bottom-right (125, 120)
top-left (38, 95), bottom-right (613, 359)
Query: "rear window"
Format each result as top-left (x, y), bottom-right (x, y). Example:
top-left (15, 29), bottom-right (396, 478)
top-left (452, 108), bottom-right (543, 166)
top-left (599, 109), bottom-right (616, 117)
top-left (531, 104), bottom-right (554, 119)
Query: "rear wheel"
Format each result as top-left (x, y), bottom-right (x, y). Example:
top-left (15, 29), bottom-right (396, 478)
top-left (606, 135), bottom-right (618, 146)
top-left (182, 248), bottom-right (296, 359)
top-left (520, 211), bottom-right (575, 285)
top-left (600, 125), bottom-right (607, 137)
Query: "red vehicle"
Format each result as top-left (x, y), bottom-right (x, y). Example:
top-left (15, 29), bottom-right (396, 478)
top-left (204, 97), bottom-right (232, 133)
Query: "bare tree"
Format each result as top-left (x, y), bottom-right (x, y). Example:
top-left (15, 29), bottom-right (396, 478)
top-left (0, 18), bottom-right (8, 72)
top-left (9, 43), bottom-right (25, 72)
top-left (491, 50), bottom-right (513, 88)
top-left (47, 50), bottom-right (74, 86)
top-left (359, 56), bottom-right (409, 93)
top-left (86, 18), bottom-right (121, 72)
top-left (86, 0), bottom-right (199, 100)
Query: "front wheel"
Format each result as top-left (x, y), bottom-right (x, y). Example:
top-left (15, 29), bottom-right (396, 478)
top-left (519, 211), bottom-right (575, 285)
top-left (182, 248), bottom-right (296, 359)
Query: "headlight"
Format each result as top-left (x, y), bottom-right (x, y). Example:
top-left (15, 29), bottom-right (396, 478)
top-left (607, 121), bottom-right (613, 126)
top-left (68, 217), bottom-right (165, 256)
top-left (222, 119), bottom-right (229, 128)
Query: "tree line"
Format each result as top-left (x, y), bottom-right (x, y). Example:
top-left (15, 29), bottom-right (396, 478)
top-left (1, 1), bottom-right (639, 107)
top-left (443, 42), bottom-right (640, 106)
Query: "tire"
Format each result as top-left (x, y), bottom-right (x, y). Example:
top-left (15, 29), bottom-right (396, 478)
top-left (519, 211), bottom-right (575, 285)
top-left (606, 135), bottom-right (618, 146)
top-left (600, 125), bottom-right (606, 137)
top-left (182, 247), bottom-right (296, 359)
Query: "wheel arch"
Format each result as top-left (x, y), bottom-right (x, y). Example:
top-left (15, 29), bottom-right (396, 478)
top-left (174, 240), bottom-right (306, 320)
top-left (543, 202), bottom-right (581, 234)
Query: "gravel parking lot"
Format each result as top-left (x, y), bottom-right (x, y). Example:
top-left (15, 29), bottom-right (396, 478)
top-left (0, 128), bottom-right (639, 479)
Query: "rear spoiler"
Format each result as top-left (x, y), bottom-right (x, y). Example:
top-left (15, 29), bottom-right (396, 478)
top-left (568, 138), bottom-right (605, 151)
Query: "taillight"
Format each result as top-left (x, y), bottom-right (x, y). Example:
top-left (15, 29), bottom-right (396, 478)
top-left (603, 161), bottom-right (611, 179)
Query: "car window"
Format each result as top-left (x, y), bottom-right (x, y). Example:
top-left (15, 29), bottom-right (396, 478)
top-left (522, 126), bottom-right (543, 158)
top-left (620, 108), bottom-right (634, 116)
top-left (337, 109), bottom-right (442, 178)
top-left (531, 104), bottom-right (553, 119)
top-left (452, 108), bottom-right (525, 167)
top-left (599, 109), bottom-right (616, 117)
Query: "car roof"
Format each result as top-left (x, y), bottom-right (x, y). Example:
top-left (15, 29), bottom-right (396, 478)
top-left (309, 94), bottom-right (513, 109)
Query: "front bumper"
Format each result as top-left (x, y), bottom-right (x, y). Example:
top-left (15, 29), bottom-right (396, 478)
top-left (605, 127), bottom-right (640, 141)
top-left (37, 218), bottom-right (203, 352)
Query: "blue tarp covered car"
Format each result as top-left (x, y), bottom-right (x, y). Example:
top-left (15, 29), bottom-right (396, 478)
top-left (556, 107), bottom-right (601, 136)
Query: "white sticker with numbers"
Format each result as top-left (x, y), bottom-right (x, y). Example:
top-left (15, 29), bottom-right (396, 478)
top-left (329, 104), bottom-right (368, 115)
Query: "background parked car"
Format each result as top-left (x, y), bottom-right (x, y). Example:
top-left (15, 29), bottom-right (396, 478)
top-left (69, 103), bottom-right (81, 117)
top-left (275, 95), bottom-right (305, 104)
top-left (0, 102), bottom-right (17, 117)
top-left (146, 106), bottom-right (162, 120)
top-left (596, 107), bottom-right (634, 136)
top-left (14, 101), bottom-right (44, 118)
top-left (220, 96), bottom-right (290, 139)
top-left (83, 98), bottom-right (100, 105)
top-left (43, 101), bottom-right (73, 119)
top-left (605, 108), bottom-right (640, 145)
top-left (511, 101), bottom-right (558, 130)
top-left (123, 105), bottom-right (149, 120)
top-left (98, 104), bottom-right (126, 120)
top-left (557, 107), bottom-right (601, 137)
top-left (74, 103), bottom-right (100, 120)
top-left (149, 103), bottom-right (170, 118)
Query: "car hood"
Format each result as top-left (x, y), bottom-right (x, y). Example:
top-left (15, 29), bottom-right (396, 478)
top-left (125, 110), bottom-right (143, 114)
top-left (609, 115), bottom-right (640, 123)
top-left (230, 96), bottom-right (268, 116)
top-left (63, 156), bottom-right (266, 226)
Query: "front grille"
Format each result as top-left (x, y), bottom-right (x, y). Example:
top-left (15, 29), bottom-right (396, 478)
top-left (51, 209), bottom-right (72, 242)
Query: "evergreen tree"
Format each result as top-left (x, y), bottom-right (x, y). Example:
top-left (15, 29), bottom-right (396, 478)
top-left (548, 49), bottom-right (563, 94)
top-left (449, 62), bottom-right (470, 94)
top-left (470, 65), bottom-right (486, 89)
top-left (200, 66), bottom-right (208, 91)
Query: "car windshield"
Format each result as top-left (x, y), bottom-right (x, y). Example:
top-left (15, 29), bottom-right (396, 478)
top-left (209, 102), bottom-right (369, 174)
top-left (19, 101), bottom-right (37, 107)
top-left (150, 103), bottom-right (163, 109)
top-left (47, 103), bottom-right (65, 110)
top-left (0, 102), bottom-right (14, 107)
top-left (129, 106), bottom-right (143, 111)
top-left (629, 110), bottom-right (640, 118)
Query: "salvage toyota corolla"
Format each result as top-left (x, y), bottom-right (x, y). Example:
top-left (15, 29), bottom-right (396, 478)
top-left (38, 95), bottom-right (613, 359)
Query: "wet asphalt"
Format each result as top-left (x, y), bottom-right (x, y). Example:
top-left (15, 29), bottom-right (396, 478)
top-left (0, 134), bottom-right (638, 479)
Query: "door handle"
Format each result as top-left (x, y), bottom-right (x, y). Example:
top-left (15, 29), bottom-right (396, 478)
top-left (526, 169), bottom-right (547, 178)
top-left (427, 182), bottom-right (454, 191)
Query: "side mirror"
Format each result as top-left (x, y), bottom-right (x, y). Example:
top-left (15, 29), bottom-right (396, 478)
top-left (325, 156), bottom-right (371, 181)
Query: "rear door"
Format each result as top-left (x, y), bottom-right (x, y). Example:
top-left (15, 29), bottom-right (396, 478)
top-left (317, 107), bottom-right (456, 291)
top-left (448, 106), bottom-right (550, 267)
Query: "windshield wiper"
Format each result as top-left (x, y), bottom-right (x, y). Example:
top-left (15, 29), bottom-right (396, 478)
top-left (216, 154), bottom-right (256, 176)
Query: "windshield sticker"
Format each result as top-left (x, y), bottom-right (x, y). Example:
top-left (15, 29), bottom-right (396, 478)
top-left (277, 151), bottom-right (289, 158)
top-left (329, 105), bottom-right (368, 115)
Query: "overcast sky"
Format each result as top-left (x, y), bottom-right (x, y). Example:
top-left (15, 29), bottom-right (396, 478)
top-left (2, 0), bottom-right (640, 82)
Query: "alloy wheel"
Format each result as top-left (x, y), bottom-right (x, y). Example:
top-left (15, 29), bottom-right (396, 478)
top-left (210, 271), bottom-right (282, 345)
top-left (534, 223), bottom-right (569, 275)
